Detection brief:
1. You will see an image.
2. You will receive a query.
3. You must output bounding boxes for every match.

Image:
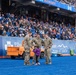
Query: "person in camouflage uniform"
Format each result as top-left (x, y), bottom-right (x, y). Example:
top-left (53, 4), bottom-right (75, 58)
top-left (23, 31), bottom-right (32, 65)
top-left (31, 34), bottom-right (43, 65)
top-left (43, 34), bottom-right (53, 64)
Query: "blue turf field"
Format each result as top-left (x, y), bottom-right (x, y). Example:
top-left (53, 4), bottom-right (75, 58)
top-left (0, 56), bottom-right (76, 75)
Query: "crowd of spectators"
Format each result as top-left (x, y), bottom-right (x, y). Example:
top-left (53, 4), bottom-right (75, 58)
top-left (0, 13), bottom-right (75, 40)
top-left (56, 0), bottom-right (76, 7)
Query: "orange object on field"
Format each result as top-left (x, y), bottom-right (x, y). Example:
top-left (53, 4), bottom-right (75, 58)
top-left (7, 41), bottom-right (44, 59)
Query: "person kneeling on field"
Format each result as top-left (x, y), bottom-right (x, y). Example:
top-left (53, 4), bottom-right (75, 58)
top-left (33, 46), bottom-right (41, 65)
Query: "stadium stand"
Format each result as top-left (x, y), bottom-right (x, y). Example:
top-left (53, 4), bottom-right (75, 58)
top-left (0, 13), bottom-right (75, 40)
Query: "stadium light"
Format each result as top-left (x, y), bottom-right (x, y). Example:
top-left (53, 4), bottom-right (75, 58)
top-left (57, 8), bottom-right (60, 10)
top-left (31, 0), bottom-right (35, 4)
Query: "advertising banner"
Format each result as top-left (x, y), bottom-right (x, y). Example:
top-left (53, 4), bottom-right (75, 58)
top-left (0, 36), bottom-right (76, 56)
top-left (36, 0), bottom-right (76, 12)
top-left (1, 37), bottom-right (24, 56)
top-left (52, 40), bottom-right (76, 54)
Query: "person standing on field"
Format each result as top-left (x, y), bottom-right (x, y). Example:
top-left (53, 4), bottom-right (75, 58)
top-left (23, 31), bottom-right (32, 65)
top-left (31, 34), bottom-right (43, 65)
top-left (43, 34), bottom-right (53, 64)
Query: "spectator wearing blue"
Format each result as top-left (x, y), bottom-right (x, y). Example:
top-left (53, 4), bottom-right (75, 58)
top-left (56, 32), bottom-right (61, 39)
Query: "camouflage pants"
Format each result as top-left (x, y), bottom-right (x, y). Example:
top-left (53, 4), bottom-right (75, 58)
top-left (32, 54), bottom-right (36, 64)
top-left (44, 48), bottom-right (51, 64)
top-left (24, 52), bottom-right (30, 65)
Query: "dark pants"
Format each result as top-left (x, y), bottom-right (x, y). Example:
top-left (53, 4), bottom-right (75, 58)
top-left (36, 55), bottom-right (39, 63)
